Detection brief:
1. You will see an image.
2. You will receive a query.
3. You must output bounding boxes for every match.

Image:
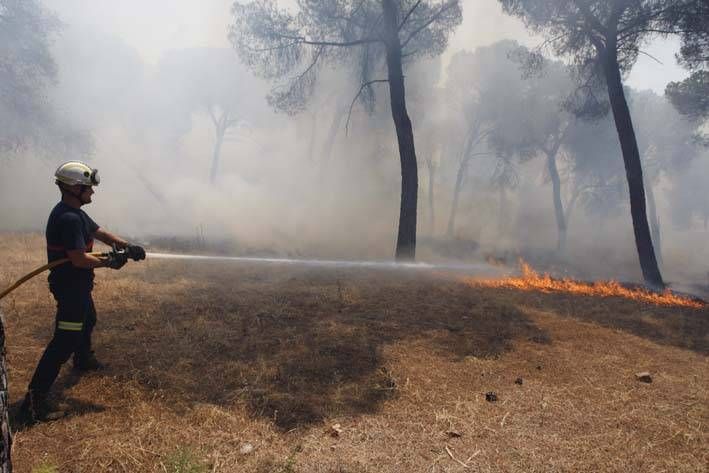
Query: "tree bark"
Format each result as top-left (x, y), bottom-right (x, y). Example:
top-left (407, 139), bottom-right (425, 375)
top-left (0, 314), bottom-right (12, 473)
top-left (447, 133), bottom-right (474, 237)
top-left (426, 158), bottom-right (435, 236)
top-left (307, 111), bottom-right (318, 162)
top-left (564, 185), bottom-right (583, 234)
top-left (602, 45), bottom-right (664, 288)
top-left (321, 106), bottom-right (345, 164)
top-left (383, 0), bottom-right (418, 260)
top-left (209, 119), bottom-right (227, 185)
top-left (318, 106), bottom-right (346, 184)
top-left (497, 186), bottom-right (508, 239)
top-left (546, 151), bottom-right (567, 253)
top-left (645, 178), bottom-right (662, 267)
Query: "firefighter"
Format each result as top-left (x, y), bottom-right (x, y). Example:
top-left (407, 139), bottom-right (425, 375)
top-left (20, 161), bottom-right (146, 423)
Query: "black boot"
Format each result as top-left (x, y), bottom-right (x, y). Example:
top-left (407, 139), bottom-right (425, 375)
top-left (19, 391), bottom-right (66, 424)
top-left (73, 351), bottom-right (105, 372)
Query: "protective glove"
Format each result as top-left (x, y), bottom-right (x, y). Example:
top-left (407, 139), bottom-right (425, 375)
top-left (104, 251), bottom-right (128, 270)
top-left (126, 244), bottom-right (146, 261)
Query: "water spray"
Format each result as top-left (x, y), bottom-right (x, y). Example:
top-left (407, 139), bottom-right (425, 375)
top-left (147, 251), bottom-right (504, 273)
top-left (0, 250), bottom-right (507, 302)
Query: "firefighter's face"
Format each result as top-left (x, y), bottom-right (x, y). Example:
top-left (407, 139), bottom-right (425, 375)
top-left (80, 185), bottom-right (94, 204)
top-left (68, 184), bottom-right (93, 204)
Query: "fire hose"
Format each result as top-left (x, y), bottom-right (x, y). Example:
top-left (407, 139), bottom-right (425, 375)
top-left (0, 246), bottom-right (142, 301)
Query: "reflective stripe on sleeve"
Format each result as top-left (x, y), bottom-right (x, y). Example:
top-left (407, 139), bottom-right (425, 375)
top-left (57, 321), bottom-right (83, 331)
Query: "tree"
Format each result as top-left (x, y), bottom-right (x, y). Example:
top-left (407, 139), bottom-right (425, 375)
top-left (498, 0), bottom-right (686, 288)
top-left (0, 0), bottom-right (57, 153)
top-left (669, 159), bottom-right (709, 231)
top-left (444, 42), bottom-right (584, 251)
top-left (659, 0), bottom-right (708, 71)
top-left (230, 0), bottom-right (462, 260)
top-left (564, 114), bottom-right (625, 224)
top-left (507, 56), bottom-right (579, 252)
top-left (660, 1), bottom-right (708, 124)
top-left (156, 48), bottom-right (267, 184)
top-left (631, 89), bottom-right (702, 264)
top-left (666, 71), bottom-right (709, 122)
top-left (442, 42), bottom-right (523, 238)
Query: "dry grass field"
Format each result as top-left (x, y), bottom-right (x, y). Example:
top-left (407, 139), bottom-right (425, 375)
top-left (0, 233), bottom-right (707, 472)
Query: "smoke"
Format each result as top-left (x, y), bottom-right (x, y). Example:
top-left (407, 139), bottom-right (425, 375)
top-left (0, 0), bottom-right (704, 287)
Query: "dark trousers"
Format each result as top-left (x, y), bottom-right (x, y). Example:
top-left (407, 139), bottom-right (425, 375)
top-left (28, 283), bottom-right (96, 394)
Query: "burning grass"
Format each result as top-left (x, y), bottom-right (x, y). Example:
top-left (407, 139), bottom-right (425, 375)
top-left (468, 260), bottom-right (706, 309)
top-left (0, 234), bottom-right (707, 472)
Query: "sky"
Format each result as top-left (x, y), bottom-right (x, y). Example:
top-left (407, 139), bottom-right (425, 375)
top-left (46, 0), bottom-right (690, 94)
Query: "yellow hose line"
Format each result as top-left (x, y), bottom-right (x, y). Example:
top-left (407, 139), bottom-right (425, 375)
top-left (0, 252), bottom-right (106, 301)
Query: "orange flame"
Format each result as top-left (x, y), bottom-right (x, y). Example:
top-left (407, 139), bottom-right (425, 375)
top-left (467, 260), bottom-right (705, 309)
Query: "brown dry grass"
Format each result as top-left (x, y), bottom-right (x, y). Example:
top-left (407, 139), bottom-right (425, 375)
top-left (0, 233), bottom-right (707, 472)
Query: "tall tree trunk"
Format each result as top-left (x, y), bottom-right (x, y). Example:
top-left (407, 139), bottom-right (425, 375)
top-left (602, 46), bottom-right (664, 288)
top-left (383, 0), bottom-right (418, 260)
top-left (446, 161), bottom-right (465, 238)
top-left (209, 121), bottom-right (226, 185)
top-left (546, 152), bottom-right (567, 253)
top-left (320, 106), bottom-right (345, 164)
top-left (0, 314), bottom-right (12, 473)
top-left (564, 185), bottom-right (583, 235)
top-left (645, 178), bottom-right (662, 267)
top-left (426, 159), bottom-right (435, 236)
top-left (447, 132), bottom-right (476, 237)
top-left (318, 106), bottom-right (346, 186)
top-left (307, 111), bottom-right (318, 162)
top-left (497, 186), bottom-right (508, 239)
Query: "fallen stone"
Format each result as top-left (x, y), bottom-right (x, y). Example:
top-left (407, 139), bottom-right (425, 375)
top-left (239, 443), bottom-right (254, 455)
top-left (328, 423), bottom-right (343, 437)
top-left (635, 372), bottom-right (652, 383)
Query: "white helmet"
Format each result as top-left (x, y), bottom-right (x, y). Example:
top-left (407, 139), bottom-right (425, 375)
top-left (54, 161), bottom-right (100, 186)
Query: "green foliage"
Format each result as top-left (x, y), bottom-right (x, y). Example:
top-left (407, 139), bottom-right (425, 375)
top-left (498, 1), bottom-right (703, 79)
top-left (0, 0), bottom-right (58, 152)
top-left (658, 0), bottom-right (708, 70)
top-left (0, 0), bottom-right (93, 158)
top-left (31, 462), bottom-right (58, 473)
top-left (665, 71), bottom-right (709, 121)
top-left (163, 447), bottom-right (208, 473)
top-left (229, 0), bottom-right (462, 114)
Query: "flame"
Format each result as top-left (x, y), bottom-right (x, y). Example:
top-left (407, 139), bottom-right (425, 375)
top-left (467, 260), bottom-right (705, 309)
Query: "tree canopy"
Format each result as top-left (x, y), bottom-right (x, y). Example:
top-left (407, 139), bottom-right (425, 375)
top-left (229, 0), bottom-right (461, 114)
top-left (665, 71), bottom-right (709, 122)
top-left (0, 0), bottom-right (58, 152)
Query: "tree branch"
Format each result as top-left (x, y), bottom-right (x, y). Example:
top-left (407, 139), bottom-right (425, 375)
top-left (400, 0), bottom-right (457, 50)
top-left (345, 79), bottom-right (389, 134)
top-left (576, 2), bottom-right (607, 36)
top-left (399, 0), bottom-right (423, 31)
top-left (637, 49), bottom-right (663, 64)
top-left (275, 32), bottom-right (380, 47)
top-left (207, 105), bottom-right (219, 129)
